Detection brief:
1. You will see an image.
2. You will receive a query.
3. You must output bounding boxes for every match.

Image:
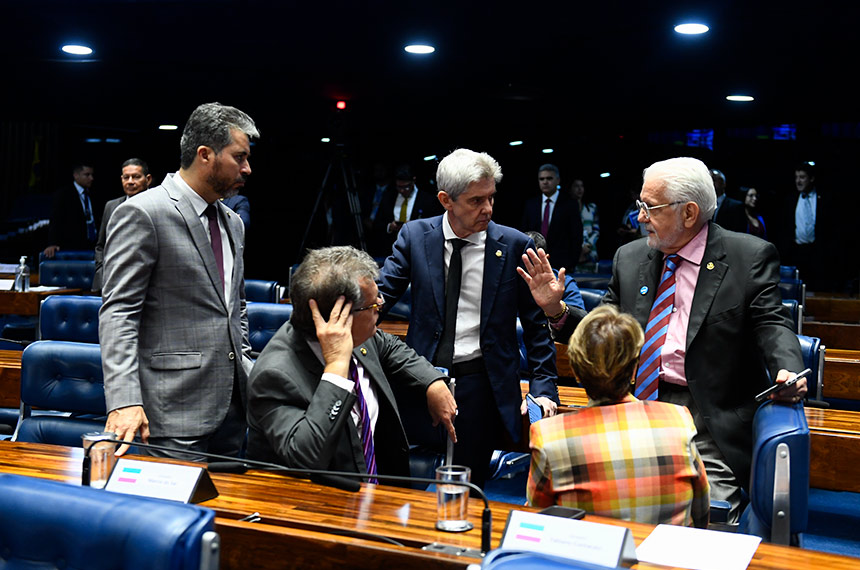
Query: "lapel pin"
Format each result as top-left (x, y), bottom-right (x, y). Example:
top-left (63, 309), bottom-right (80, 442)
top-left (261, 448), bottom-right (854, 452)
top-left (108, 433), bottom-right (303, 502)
top-left (639, 286), bottom-right (648, 295)
top-left (706, 262), bottom-right (715, 271)
top-left (360, 348), bottom-right (367, 356)
top-left (495, 250), bottom-right (502, 258)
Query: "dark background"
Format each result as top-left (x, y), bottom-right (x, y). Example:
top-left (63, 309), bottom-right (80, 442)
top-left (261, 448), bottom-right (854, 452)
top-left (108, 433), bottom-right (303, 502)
top-left (2, 0), bottom-right (858, 286)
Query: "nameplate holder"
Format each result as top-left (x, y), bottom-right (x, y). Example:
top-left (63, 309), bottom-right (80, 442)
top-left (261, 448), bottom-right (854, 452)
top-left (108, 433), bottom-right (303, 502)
top-left (501, 510), bottom-right (637, 568)
top-left (104, 458), bottom-right (218, 504)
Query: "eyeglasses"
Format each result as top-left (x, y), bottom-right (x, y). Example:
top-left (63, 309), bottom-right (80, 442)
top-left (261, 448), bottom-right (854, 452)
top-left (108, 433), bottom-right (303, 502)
top-left (635, 199), bottom-right (684, 220)
top-left (352, 298), bottom-right (385, 313)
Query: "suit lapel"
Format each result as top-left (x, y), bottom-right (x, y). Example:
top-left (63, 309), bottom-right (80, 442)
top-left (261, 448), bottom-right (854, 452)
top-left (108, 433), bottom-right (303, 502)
top-left (424, 220), bottom-right (446, 323)
top-left (480, 223), bottom-right (506, 337)
top-left (219, 202), bottom-right (243, 299)
top-left (164, 176), bottom-right (228, 309)
top-left (686, 223), bottom-right (728, 348)
top-left (635, 248), bottom-right (663, 327)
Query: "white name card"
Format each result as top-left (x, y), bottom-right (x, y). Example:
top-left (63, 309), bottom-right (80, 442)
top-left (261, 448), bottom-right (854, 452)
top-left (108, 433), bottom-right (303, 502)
top-left (501, 510), bottom-right (637, 568)
top-left (104, 458), bottom-right (218, 504)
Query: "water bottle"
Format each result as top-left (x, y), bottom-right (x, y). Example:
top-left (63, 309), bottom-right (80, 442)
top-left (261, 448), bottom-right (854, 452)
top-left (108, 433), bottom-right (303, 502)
top-left (14, 256), bottom-right (29, 292)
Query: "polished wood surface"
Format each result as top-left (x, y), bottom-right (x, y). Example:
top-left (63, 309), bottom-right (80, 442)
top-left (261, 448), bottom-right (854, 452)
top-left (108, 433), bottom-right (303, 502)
top-left (1, 441), bottom-right (858, 570)
top-left (805, 297), bottom-right (860, 324)
top-left (804, 322), bottom-right (860, 351)
top-left (822, 349), bottom-right (860, 402)
top-left (0, 288), bottom-right (83, 316)
top-left (0, 350), bottom-right (22, 408)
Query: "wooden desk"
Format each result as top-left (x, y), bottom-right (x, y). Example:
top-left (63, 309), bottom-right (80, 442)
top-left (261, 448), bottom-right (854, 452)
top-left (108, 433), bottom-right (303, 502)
top-left (805, 297), bottom-right (860, 324)
top-left (1, 441), bottom-right (857, 570)
top-left (0, 288), bottom-right (83, 316)
top-left (0, 350), bottom-right (22, 408)
top-left (822, 349), bottom-right (860, 402)
top-left (803, 322), bottom-right (860, 351)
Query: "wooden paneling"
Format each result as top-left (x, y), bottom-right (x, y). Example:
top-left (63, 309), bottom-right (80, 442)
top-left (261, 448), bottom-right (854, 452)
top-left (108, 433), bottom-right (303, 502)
top-left (804, 322), bottom-right (860, 351)
top-left (805, 298), bottom-right (860, 324)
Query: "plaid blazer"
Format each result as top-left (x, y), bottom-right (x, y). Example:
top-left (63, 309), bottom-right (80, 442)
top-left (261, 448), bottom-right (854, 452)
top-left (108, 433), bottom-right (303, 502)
top-left (527, 395), bottom-right (710, 528)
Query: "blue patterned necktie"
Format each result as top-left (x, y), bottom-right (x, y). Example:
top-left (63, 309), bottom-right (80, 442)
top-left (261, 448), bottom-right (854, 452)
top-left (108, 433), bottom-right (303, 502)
top-left (635, 254), bottom-right (681, 400)
top-left (349, 359), bottom-right (378, 483)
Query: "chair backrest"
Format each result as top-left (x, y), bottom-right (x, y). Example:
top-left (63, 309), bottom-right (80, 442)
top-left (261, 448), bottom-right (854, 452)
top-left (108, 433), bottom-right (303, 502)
top-left (39, 250), bottom-right (95, 263)
top-left (579, 288), bottom-right (606, 312)
top-left (39, 294), bottom-right (102, 343)
top-left (245, 278), bottom-right (280, 303)
top-left (779, 265), bottom-right (800, 281)
top-left (797, 334), bottom-right (825, 401)
top-left (12, 340), bottom-right (107, 446)
top-left (740, 400), bottom-right (810, 544)
top-left (781, 299), bottom-right (802, 335)
top-left (247, 302), bottom-right (293, 355)
top-left (39, 259), bottom-right (96, 290)
top-left (778, 279), bottom-right (806, 305)
top-left (0, 474), bottom-right (219, 570)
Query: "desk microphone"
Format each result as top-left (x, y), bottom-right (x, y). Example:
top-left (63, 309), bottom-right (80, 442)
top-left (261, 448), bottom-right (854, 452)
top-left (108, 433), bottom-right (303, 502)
top-left (0, 337), bottom-right (32, 346)
top-left (89, 437), bottom-right (493, 555)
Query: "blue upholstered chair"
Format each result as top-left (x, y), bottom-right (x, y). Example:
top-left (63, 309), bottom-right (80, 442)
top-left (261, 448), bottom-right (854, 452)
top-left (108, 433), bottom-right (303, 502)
top-left (738, 400), bottom-right (810, 545)
top-left (39, 294), bottom-right (102, 343)
top-left (797, 334), bottom-right (826, 405)
top-left (12, 340), bottom-right (107, 446)
top-left (38, 250), bottom-right (95, 263)
top-left (781, 299), bottom-right (802, 335)
top-left (39, 259), bottom-right (96, 290)
top-left (579, 288), bottom-right (606, 312)
top-left (247, 302), bottom-right (293, 357)
top-left (778, 278), bottom-right (806, 305)
top-left (780, 265), bottom-right (800, 281)
top-left (245, 278), bottom-right (280, 303)
top-left (0, 474), bottom-right (219, 570)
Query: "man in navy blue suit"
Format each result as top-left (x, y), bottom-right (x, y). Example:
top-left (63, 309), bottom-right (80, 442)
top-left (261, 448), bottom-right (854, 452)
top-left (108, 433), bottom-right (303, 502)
top-left (377, 148), bottom-right (559, 488)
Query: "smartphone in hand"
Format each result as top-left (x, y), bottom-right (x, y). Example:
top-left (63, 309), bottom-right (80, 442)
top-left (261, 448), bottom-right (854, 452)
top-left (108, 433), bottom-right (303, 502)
top-left (526, 393), bottom-right (543, 424)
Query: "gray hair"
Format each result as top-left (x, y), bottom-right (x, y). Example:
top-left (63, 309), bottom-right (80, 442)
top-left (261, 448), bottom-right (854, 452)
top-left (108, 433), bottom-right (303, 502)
top-left (643, 157), bottom-right (716, 220)
top-left (289, 246), bottom-right (379, 338)
top-left (121, 158), bottom-right (150, 176)
top-left (179, 102), bottom-right (260, 169)
top-left (436, 148), bottom-right (502, 200)
top-left (538, 164), bottom-right (560, 178)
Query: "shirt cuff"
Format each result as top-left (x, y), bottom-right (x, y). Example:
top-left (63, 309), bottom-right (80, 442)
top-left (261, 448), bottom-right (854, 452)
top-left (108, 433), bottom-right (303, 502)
top-left (321, 372), bottom-right (355, 393)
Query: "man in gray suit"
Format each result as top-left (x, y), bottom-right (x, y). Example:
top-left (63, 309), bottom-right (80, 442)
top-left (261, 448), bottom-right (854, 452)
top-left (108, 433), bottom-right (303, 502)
top-left (247, 246), bottom-right (457, 476)
top-left (100, 102), bottom-right (259, 459)
top-left (92, 158), bottom-right (152, 293)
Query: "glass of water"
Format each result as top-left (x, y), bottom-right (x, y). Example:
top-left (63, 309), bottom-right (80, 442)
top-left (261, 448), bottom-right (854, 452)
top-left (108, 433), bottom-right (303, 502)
top-left (435, 465), bottom-right (473, 532)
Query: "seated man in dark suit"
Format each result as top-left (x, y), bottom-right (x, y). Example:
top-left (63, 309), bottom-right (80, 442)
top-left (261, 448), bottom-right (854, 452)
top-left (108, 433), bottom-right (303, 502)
top-left (710, 169), bottom-right (746, 233)
top-left (247, 246), bottom-right (456, 478)
top-left (43, 163), bottom-right (100, 258)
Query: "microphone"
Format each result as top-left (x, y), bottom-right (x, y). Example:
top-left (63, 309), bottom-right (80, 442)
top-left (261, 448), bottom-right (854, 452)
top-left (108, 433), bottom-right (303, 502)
top-left (88, 437), bottom-right (493, 554)
top-left (0, 337), bottom-right (33, 346)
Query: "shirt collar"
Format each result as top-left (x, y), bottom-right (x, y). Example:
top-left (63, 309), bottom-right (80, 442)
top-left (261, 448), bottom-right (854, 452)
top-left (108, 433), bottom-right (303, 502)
top-left (442, 210), bottom-right (486, 246)
top-left (543, 189), bottom-right (559, 203)
top-left (673, 223), bottom-right (709, 266)
top-left (172, 171), bottom-right (210, 217)
top-left (73, 181), bottom-right (86, 195)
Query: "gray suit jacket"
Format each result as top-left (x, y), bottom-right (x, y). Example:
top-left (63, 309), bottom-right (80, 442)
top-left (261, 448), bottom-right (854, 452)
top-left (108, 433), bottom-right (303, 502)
top-left (93, 195), bottom-right (126, 293)
top-left (99, 173), bottom-right (252, 438)
top-left (247, 322), bottom-right (440, 476)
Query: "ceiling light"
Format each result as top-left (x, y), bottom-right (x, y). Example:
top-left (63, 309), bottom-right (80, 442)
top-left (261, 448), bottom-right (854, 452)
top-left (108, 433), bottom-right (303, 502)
top-left (542, 148), bottom-right (554, 154)
top-left (423, 155), bottom-right (437, 161)
top-left (509, 140), bottom-right (523, 146)
top-left (105, 138), bottom-right (121, 143)
top-left (62, 44), bottom-right (93, 55)
top-left (674, 23), bottom-right (709, 35)
top-left (726, 95), bottom-right (754, 102)
top-left (84, 138), bottom-right (101, 143)
top-left (404, 45), bottom-right (435, 54)
top-left (600, 172), bottom-right (611, 178)
top-left (158, 124), bottom-right (178, 130)
top-left (321, 137), bottom-right (331, 143)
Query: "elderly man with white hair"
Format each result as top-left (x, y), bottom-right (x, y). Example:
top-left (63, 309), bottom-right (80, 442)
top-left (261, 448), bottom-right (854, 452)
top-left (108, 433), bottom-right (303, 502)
top-left (519, 156), bottom-right (806, 522)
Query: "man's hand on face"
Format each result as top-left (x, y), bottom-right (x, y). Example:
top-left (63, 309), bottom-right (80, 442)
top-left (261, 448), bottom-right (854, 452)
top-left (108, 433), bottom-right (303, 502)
top-left (310, 296), bottom-right (354, 379)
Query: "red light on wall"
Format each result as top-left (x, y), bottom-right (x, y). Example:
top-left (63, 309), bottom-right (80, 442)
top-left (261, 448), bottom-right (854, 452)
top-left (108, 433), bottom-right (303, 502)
top-left (336, 100), bottom-right (347, 110)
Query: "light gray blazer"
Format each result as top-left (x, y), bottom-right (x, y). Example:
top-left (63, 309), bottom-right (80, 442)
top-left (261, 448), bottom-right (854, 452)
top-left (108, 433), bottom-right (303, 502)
top-left (99, 173), bottom-right (252, 438)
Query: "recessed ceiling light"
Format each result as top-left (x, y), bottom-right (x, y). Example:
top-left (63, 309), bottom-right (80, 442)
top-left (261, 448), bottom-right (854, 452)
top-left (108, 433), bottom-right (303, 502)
top-left (542, 148), bottom-right (554, 154)
top-left (509, 140), bottom-right (523, 146)
top-left (726, 95), bottom-right (755, 102)
top-left (62, 44), bottom-right (93, 55)
top-left (84, 138), bottom-right (101, 143)
top-left (600, 172), bottom-right (611, 178)
top-left (674, 23), bottom-right (709, 35)
top-left (105, 138), bottom-right (121, 144)
top-left (158, 124), bottom-right (179, 131)
top-left (404, 45), bottom-right (435, 54)
top-left (423, 155), bottom-right (437, 161)
top-left (321, 137), bottom-right (331, 143)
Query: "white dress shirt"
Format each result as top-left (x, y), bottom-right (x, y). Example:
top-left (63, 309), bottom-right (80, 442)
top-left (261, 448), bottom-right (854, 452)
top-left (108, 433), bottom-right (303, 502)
top-left (309, 341), bottom-right (380, 436)
top-left (542, 189), bottom-right (559, 224)
top-left (795, 190), bottom-right (817, 244)
top-left (442, 211), bottom-right (485, 363)
top-left (391, 184), bottom-right (420, 225)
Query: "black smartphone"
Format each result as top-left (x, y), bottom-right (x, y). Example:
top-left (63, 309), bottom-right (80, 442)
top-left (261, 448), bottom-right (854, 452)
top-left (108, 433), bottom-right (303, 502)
top-left (754, 368), bottom-right (811, 402)
top-left (539, 505), bottom-right (586, 520)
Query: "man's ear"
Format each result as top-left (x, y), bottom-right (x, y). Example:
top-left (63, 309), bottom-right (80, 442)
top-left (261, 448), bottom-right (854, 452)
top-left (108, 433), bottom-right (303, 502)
top-left (197, 145), bottom-right (214, 165)
top-left (437, 190), bottom-right (452, 210)
top-left (683, 202), bottom-right (701, 228)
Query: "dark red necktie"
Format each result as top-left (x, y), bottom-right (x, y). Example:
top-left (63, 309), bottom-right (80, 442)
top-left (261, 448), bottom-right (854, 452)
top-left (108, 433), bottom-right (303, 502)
top-left (204, 205), bottom-right (224, 290)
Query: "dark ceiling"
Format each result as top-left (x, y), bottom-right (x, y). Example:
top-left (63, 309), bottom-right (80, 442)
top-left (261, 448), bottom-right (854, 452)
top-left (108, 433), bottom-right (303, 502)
top-left (7, 0), bottom-right (859, 152)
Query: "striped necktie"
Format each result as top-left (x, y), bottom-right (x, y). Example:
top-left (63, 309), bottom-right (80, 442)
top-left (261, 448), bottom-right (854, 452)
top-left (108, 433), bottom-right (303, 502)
top-left (349, 359), bottom-right (378, 483)
top-left (635, 254), bottom-right (681, 401)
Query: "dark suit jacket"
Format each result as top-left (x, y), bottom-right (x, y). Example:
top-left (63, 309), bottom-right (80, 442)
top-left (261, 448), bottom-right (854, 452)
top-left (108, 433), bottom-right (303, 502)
top-left (377, 216), bottom-right (559, 443)
top-left (713, 196), bottom-right (747, 234)
top-left (246, 322), bottom-right (440, 476)
top-left (600, 222), bottom-right (803, 491)
top-left (48, 184), bottom-right (99, 250)
top-left (370, 187), bottom-right (443, 258)
top-left (520, 192), bottom-right (583, 271)
top-left (93, 195), bottom-right (127, 292)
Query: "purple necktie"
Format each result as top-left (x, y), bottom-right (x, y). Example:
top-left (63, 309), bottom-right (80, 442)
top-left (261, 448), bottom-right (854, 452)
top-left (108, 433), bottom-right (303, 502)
top-left (204, 205), bottom-right (225, 291)
top-left (349, 360), bottom-right (378, 483)
top-left (541, 197), bottom-right (551, 237)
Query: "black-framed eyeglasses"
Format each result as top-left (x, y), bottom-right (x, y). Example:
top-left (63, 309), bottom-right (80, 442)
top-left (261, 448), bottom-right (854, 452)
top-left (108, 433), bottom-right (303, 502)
top-left (635, 199), bottom-right (684, 220)
top-left (352, 298), bottom-right (385, 313)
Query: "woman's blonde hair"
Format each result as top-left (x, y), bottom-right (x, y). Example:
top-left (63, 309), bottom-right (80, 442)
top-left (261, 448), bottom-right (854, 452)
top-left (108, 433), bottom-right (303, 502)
top-left (567, 305), bottom-right (645, 401)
